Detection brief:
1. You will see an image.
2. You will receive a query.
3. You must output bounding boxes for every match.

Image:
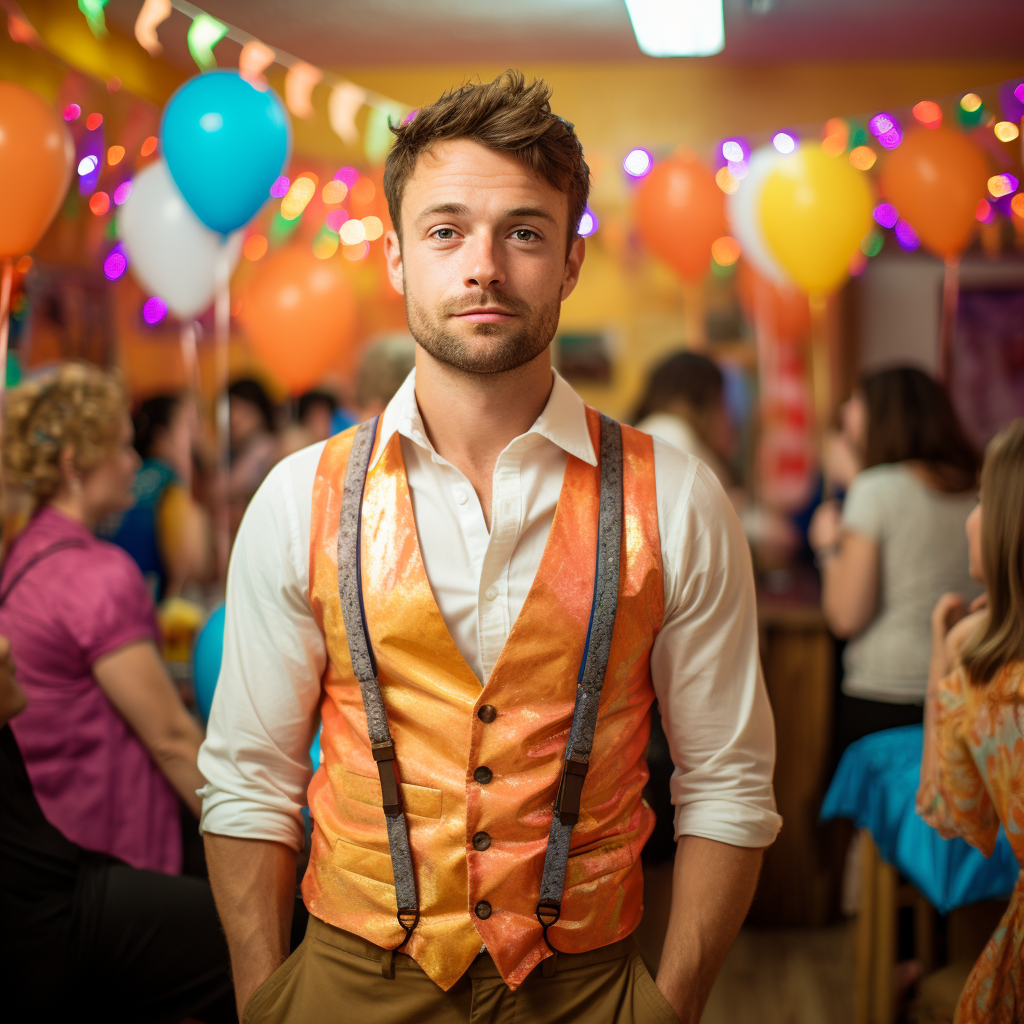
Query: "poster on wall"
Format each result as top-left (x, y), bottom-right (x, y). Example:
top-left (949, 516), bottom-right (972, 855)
top-left (951, 287), bottom-right (1024, 451)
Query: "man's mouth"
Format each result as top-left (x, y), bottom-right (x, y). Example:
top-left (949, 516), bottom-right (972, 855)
top-left (453, 307), bottom-right (517, 323)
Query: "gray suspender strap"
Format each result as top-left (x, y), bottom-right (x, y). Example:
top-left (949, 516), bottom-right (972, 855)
top-left (536, 413), bottom-right (623, 951)
top-left (336, 412), bottom-right (623, 957)
top-left (336, 416), bottom-right (420, 950)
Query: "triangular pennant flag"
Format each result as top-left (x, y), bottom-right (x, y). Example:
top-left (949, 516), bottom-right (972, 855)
top-left (285, 61), bottom-right (322, 119)
top-left (134, 0), bottom-right (171, 56)
top-left (328, 82), bottom-right (367, 147)
top-left (239, 39), bottom-right (275, 89)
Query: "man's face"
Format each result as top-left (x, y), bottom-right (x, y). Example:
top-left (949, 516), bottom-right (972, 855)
top-left (383, 139), bottom-right (585, 375)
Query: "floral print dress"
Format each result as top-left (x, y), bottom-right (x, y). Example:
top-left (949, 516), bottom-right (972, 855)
top-left (918, 661), bottom-right (1024, 1023)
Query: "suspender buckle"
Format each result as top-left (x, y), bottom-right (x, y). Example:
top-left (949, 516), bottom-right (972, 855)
top-left (554, 757), bottom-right (588, 827)
top-left (372, 741), bottom-right (403, 816)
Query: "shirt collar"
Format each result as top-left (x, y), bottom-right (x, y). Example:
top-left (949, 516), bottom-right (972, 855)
top-left (370, 367), bottom-right (596, 470)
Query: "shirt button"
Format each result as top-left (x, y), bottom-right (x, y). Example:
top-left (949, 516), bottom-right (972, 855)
top-left (473, 831), bottom-right (491, 851)
top-left (477, 704), bottom-right (497, 723)
top-left (473, 766), bottom-right (493, 785)
top-left (484, 586), bottom-right (498, 601)
top-left (455, 489), bottom-right (468, 505)
top-left (475, 900), bottom-right (492, 920)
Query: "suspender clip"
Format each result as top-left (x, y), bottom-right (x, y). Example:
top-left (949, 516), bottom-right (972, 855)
top-left (372, 741), bottom-right (403, 816)
top-left (554, 757), bottom-right (588, 827)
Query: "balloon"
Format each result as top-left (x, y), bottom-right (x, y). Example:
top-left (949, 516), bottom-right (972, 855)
top-left (192, 603), bottom-right (225, 724)
top-left (736, 262), bottom-right (810, 344)
top-left (161, 70), bottom-right (290, 235)
top-left (0, 82), bottom-right (74, 258)
top-left (727, 146), bottom-right (792, 286)
top-left (634, 153), bottom-right (726, 282)
top-left (760, 146), bottom-right (874, 295)
top-left (239, 246), bottom-right (357, 394)
top-left (118, 159), bottom-right (242, 320)
top-left (880, 127), bottom-right (988, 261)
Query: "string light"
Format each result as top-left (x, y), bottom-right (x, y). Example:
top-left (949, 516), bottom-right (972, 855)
top-left (244, 235), bottom-right (268, 261)
top-left (988, 173), bottom-right (1019, 198)
top-left (860, 229), bottom-right (884, 257)
top-left (715, 166), bottom-right (739, 194)
top-left (269, 176), bottom-right (290, 198)
top-left (78, 155), bottom-right (99, 176)
top-left (134, 0), bottom-right (171, 56)
top-left (326, 209), bottom-right (350, 232)
top-left (334, 167), bottom-right (360, 187)
top-left (976, 199), bottom-right (995, 223)
top-left (912, 101), bottom-right (942, 129)
top-left (873, 203), bottom-right (898, 229)
top-left (142, 296), bottom-right (168, 325)
top-left (1012, 194), bottom-right (1024, 219)
top-left (821, 117), bottom-right (849, 157)
top-left (362, 216), bottom-right (385, 241)
top-left (623, 148), bottom-right (653, 178)
top-left (578, 208), bottom-right (599, 238)
top-left (86, 112), bottom-right (103, 130)
top-left (281, 176), bottom-right (316, 219)
top-left (849, 146), bottom-right (877, 171)
top-left (89, 191), bottom-right (110, 215)
top-left (894, 220), bottom-right (920, 252)
top-left (113, 181), bottom-right (133, 205)
top-left (140, 136), bottom-right (158, 157)
top-left (994, 121), bottom-right (1020, 142)
top-left (772, 132), bottom-right (796, 155)
top-left (103, 244), bottom-right (127, 281)
top-left (339, 219), bottom-right (367, 245)
top-left (322, 180), bottom-right (348, 204)
top-left (869, 113), bottom-right (901, 149)
top-left (711, 236), bottom-right (741, 266)
top-left (107, 145), bottom-right (124, 166)
top-left (63, 104), bottom-right (80, 121)
top-left (313, 227), bottom-right (339, 259)
top-left (960, 93), bottom-right (983, 113)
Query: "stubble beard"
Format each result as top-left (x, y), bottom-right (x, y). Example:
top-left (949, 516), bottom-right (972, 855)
top-left (404, 285), bottom-right (561, 376)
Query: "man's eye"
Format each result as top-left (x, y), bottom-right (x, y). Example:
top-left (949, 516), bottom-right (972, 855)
top-left (513, 229), bottom-right (537, 242)
top-left (433, 228), bottom-right (455, 240)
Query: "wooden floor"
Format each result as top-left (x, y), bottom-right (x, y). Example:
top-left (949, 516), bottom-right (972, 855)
top-left (701, 921), bottom-right (856, 1024)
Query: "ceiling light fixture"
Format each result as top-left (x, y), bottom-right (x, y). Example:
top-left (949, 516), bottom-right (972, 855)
top-left (623, 0), bottom-right (725, 57)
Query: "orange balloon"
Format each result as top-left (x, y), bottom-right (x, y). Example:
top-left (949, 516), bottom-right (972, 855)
top-left (634, 154), bottom-right (726, 282)
top-left (880, 127), bottom-right (989, 261)
top-left (240, 246), bottom-right (358, 394)
top-left (0, 82), bottom-right (75, 259)
top-left (737, 261), bottom-right (810, 344)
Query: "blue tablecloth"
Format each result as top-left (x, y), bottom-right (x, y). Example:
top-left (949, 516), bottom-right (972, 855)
top-left (820, 725), bottom-right (1020, 914)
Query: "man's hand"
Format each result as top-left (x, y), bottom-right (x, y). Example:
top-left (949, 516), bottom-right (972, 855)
top-left (204, 834), bottom-right (298, 1019)
top-left (656, 836), bottom-right (764, 1023)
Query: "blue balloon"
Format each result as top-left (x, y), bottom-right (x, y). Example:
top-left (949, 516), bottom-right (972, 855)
top-left (161, 70), bottom-right (290, 235)
top-left (192, 603), bottom-right (225, 724)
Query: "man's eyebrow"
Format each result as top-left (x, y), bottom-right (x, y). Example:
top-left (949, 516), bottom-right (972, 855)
top-left (505, 206), bottom-right (558, 224)
top-left (416, 202), bottom-right (470, 220)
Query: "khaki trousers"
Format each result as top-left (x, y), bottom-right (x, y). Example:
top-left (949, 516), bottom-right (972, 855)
top-left (243, 915), bottom-right (680, 1024)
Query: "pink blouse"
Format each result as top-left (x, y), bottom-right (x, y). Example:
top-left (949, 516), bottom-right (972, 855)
top-left (0, 506), bottom-right (181, 873)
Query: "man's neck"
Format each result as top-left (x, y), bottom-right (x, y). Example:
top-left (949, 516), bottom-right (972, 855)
top-left (413, 348), bottom-right (554, 529)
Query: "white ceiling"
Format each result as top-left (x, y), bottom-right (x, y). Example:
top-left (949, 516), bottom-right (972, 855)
top-left (105, 0), bottom-right (1024, 69)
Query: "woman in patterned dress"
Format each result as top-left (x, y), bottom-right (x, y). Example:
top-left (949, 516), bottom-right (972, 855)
top-left (918, 417), bottom-right (1024, 1023)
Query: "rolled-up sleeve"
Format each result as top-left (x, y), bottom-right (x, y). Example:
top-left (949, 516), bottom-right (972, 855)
top-left (198, 447), bottom-right (327, 851)
top-left (651, 446), bottom-right (782, 849)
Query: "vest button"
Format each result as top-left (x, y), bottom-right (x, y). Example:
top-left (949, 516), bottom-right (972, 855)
top-left (473, 766), bottom-right (493, 785)
top-left (472, 831), bottom-right (491, 851)
top-left (477, 704), bottom-right (497, 724)
top-left (475, 900), bottom-right (492, 920)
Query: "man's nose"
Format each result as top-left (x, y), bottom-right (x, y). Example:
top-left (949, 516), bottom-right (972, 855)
top-left (462, 231), bottom-right (505, 291)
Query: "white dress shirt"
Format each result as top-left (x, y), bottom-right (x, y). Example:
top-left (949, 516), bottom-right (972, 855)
top-left (199, 370), bottom-right (781, 853)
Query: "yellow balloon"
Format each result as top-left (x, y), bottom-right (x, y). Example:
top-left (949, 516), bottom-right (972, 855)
top-left (759, 146), bottom-right (874, 296)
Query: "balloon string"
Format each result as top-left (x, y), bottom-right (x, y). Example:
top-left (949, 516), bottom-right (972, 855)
top-left (214, 245), bottom-right (231, 581)
top-left (939, 257), bottom-right (960, 385)
top-left (0, 258), bottom-right (13, 538)
top-left (808, 292), bottom-right (833, 498)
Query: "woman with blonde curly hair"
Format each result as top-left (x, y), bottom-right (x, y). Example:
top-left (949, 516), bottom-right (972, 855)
top-left (0, 362), bottom-right (204, 874)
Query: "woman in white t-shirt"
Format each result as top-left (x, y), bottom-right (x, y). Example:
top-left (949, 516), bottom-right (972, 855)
top-left (810, 366), bottom-right (981, 754)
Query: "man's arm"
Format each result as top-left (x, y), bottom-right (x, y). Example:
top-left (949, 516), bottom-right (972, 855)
top-left (204, 834), bottom-right (297, 1019)
top-left (656, 837), bottom-right (764, 1022)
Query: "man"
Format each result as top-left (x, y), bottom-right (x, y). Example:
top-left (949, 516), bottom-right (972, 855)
top-left (199, 71), bottom-right (780, 1024)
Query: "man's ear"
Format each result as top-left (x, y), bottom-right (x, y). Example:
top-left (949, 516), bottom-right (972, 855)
top-left (560, 236), bottom-right (586, 302)
top-left (383, 230), bottom-right (405, 296)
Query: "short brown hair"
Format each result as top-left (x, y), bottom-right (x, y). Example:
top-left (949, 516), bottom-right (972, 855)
top-left (962, 419), bottom-right (1024, 686)
top-left (383, 70), bottom-right (589, 251)
top-left (4, 362), bottom-right (127, 507)
top-left (861, 366), bottom-right (978, 492)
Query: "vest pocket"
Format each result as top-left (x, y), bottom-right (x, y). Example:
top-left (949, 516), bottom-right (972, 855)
top-left (339, 768), bottom-right (443, 819)
top-left (565, 836), bottom-right (634, 889)
top-left (331, 837), bottom-right (396, 887)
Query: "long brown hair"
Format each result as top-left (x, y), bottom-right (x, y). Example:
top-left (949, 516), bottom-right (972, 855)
top-left (962, 419), bottom-right (1024, 686)
top-left (861, 367), bottom-right (978, 492)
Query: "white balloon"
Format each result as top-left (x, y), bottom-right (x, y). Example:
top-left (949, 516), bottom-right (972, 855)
top-left (118, 159), bottom-right (242, 321)
top-left (727, 146), bottom-right (791, 286)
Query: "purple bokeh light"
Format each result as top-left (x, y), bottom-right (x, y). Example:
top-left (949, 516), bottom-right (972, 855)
top-left (269, 176), bottom-right (290, 198)
top-left (578, 207), bottom-right (599, 238)
top-left (334, 166), bottom-right (360, 187)
top-left (873, 203), bottom-right (898, 229)
top-left (113, 180), bottom-right (133, 206)
top-left (402, 109), bottom-right (418, 125)
top-left (894, 219), bottom-right (920, 252)
top-left (622, 148), bottom-right (653, 178)
top-left (869, 112), bottom-right (902, 150)
top-left (142, 296), bottom-right (168, 325)
top-left (103, 243), bottom-right (127, 281)
top-left (325, 209), bottom-right (350, 233)
top-left (1001, 79), bottom-right (1024, 123)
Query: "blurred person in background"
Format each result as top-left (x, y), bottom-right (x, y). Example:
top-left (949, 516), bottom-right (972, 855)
top-left (918, 417), bottom-right (1024, 1023)
top-left (810, 366), bottom-right (981, 753)
top-left (101, 393), bottom-right (211, 602)
top-left (0, 362), bottom-right (205, 874)
top-left (228, 377), bottom-right (278, 529)
top-left (0, 631), bottom-right (236, 1024)
top-left (351, 334), bottom-right (417, 420)
top-left (633, 350), bottom-right (735, 489)
top-left (278, 390), bottom-right (340, 459)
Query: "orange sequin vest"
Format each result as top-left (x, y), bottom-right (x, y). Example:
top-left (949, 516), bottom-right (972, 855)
top-left (303, 407), bottom-right (663, 990)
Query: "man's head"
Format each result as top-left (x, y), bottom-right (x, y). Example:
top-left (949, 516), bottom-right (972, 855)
top-left (382, 71), bottom-right (589, 376)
